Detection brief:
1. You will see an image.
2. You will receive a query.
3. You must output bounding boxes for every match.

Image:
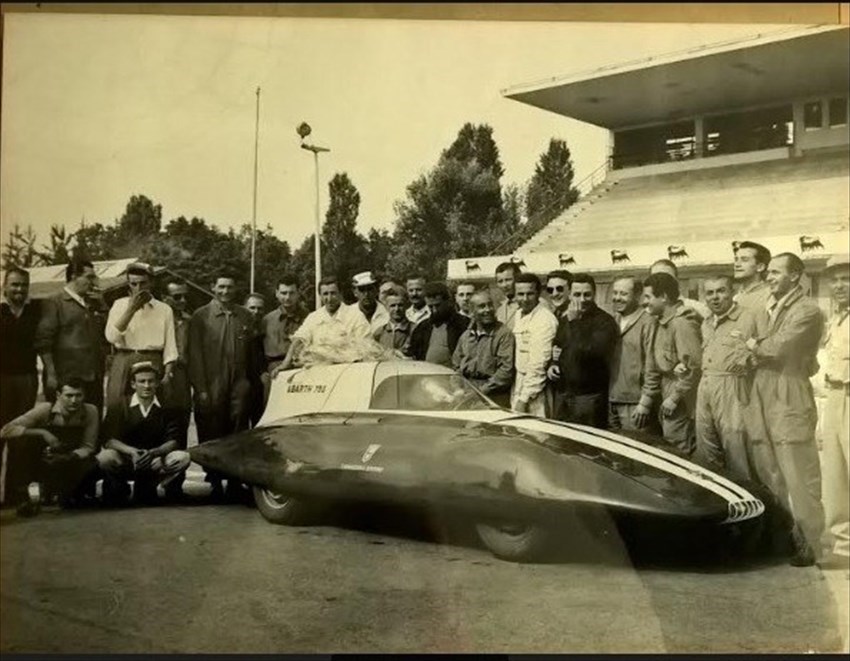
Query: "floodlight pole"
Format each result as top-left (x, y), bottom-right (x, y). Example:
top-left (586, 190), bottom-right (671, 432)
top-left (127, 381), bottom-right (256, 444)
top-left (301, 141), bottom-right (330, 310)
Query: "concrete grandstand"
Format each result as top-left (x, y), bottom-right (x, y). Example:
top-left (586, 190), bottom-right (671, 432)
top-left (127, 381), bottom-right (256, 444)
top-left (448, 25), bottom-right (850, 314)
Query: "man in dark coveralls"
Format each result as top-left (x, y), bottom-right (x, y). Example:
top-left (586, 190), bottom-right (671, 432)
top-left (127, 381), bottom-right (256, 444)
top-left (188, 273), bottom-right (253, 503)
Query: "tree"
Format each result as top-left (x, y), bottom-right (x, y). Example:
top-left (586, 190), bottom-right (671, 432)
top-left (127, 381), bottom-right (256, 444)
top-left (143, 215), bottom-right (244, 291)
top-left (388, 123), bottom-right (512, 280)
top-left (444, 123), bottom-right (505, 179)
top-left (235, 223), bottom-right (293, 299)
top-left (2, 224), bottom-right (41, 268)
top-left (321, 173), bottom-right (369, 300)
top-left (72, 221), bottom-right (119, 262)
top-left (118, 194), bottom-right (162, 239)
top-left (365, 228), bottom-right (395, 280)
top-left (289, 234), bottom-right (317, 310)
top-left (36, 224), bottom-right (75, 265)
top-left (522, 138), bottom-right (580, 241)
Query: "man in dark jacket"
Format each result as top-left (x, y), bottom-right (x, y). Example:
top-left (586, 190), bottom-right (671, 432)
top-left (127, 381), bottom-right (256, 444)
top-left (98, 361), bottom-right (190, 506)
top-left (188, 273), bottom-right (253, 502)
top-left (407, 282), bottom-right (469, 366)
top-left (547, 274), bottom-right (619, 427)
top-left (607, 275), bottom-right (657, 433)
top-left (35, 258), bottom-right (107, 415)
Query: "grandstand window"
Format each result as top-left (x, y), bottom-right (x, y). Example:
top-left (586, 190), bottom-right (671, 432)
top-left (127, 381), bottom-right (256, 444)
top-left (828, 97), bottom-right (848, 127)
top-left (611, 121), bottom-right (695, 169)
top-left (803, 101), bottom-right (823, 130)
top-left (703, 105), bottom-right (793, 156)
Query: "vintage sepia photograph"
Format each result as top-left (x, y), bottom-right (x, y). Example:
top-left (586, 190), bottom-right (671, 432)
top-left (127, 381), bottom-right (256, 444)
top-left (0, 3), bottom-right (848, 655)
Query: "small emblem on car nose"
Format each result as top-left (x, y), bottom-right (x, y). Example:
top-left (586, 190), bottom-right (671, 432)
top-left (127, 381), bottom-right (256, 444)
top-left (361, 444), bottom-right (381, 463)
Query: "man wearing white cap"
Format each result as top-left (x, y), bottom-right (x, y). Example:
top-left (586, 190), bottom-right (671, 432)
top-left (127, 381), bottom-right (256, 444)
top-left (104, 262), bottom-right (178, 418)
top-left (352, 271), bottom-right (389, 335)
top-left (821, 254), bottom-right (850, 569)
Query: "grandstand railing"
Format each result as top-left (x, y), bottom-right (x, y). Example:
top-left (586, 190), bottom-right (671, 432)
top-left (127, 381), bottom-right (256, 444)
top-left (486, 155), bottom-right (613, 257)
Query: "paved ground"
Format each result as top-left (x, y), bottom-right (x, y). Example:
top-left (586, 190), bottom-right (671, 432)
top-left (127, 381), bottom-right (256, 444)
top-left (1, 477), bottom-right (848, 654)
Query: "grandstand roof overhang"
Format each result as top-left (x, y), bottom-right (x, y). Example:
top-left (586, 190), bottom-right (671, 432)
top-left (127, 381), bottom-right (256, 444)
top-left (503, 25), bottom-right (850, 130)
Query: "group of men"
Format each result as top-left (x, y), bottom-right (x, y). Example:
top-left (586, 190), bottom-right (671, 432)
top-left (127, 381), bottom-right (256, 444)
top-left (0, 245), bottom-right (847, 571)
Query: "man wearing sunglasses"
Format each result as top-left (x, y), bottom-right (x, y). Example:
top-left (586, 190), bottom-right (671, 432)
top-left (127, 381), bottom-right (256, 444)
top-left (544, 270), bottom-right (573, 319)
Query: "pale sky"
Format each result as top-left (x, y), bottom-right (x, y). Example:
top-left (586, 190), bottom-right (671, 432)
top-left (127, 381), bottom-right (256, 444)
top-left (1, 13), bottom-right (788, 250)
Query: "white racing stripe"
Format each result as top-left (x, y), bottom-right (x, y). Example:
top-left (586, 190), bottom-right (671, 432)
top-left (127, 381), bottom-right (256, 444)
top-left (500, 417), bottom-right (747, 506)
top-left (370, 409), bottom-right (760, 516)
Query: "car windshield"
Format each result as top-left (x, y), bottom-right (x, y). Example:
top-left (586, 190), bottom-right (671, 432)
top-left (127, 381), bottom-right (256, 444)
top-left (370, 374), bottom-right (498, 411)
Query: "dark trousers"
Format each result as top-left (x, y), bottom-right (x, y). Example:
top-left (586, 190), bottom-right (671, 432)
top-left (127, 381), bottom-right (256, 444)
top-left (5, 437), bottom-right (98, 505)
top-left (195, 379), bottom-right (250, 486)
top-left (1, 373), bottom-right (39, 504)
top-left (248, 378), bottom-right (265, 428)
top-left (554, 391), bottom-right (608, 428)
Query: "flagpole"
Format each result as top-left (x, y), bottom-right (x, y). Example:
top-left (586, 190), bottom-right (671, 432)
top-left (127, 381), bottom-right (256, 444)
top-left (250, 86), bottom-right (261, 293)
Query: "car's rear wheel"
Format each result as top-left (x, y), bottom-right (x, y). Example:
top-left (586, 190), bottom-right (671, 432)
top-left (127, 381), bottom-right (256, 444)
top-left (252, 486), bottom-right (317, 526)
top-left (475, 520), bottom-right (552, 562)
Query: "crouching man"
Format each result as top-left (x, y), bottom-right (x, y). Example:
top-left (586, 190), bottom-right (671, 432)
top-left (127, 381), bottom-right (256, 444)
top-left (97, 361), bottom-right (190, 506)
top-left (0, 377), bottom-right (101, 517)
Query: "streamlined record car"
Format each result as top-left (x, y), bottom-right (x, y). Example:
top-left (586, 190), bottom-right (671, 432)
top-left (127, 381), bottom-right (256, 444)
top-left (189, 360), bottom-right (765, 561)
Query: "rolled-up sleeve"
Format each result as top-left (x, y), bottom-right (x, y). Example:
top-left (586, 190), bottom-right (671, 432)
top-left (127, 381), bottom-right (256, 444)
top-left (105, 298), bottom-right (129, 347)
top-left (0, 403), bottom-right (52, 438)
top-left (291, 312), bottom-right (316, 345)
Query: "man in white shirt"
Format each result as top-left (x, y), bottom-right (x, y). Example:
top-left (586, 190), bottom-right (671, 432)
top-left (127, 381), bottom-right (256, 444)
top-left (104, 262), bottom-right (178, 418)
top-left (275, 275), bottom-right (370, 372)
top-left (511, 273), bottom-right (558, 416)
top-left (352, 271), bottom-right (389, 335)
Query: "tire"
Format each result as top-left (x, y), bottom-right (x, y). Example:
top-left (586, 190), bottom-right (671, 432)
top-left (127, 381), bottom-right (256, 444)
top-left (252, 486), bottom-right (317, 526)
top-left (475, 520), bottom-right (553, 562)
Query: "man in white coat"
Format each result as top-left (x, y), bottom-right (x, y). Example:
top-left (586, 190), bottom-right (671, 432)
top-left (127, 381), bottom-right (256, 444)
top-left (511, 273), bottom-right (558, 416)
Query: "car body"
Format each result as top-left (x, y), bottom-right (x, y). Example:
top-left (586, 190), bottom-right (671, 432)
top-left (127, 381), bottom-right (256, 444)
top-left (189, 360), bottom-right (765, 561)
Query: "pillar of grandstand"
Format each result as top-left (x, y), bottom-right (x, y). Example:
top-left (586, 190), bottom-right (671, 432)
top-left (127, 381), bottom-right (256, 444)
top-left (449, 25), bottom-right (849, 314)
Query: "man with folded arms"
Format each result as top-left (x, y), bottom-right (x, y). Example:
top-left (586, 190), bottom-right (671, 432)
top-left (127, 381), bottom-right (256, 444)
top-left (98, 361), bottom-right (190, 506)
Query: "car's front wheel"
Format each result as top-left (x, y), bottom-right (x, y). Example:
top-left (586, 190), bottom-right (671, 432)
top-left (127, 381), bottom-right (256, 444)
top-left (252, 486), bottom-right (317, 526)
top-left (475, 520), bottom-right (553, 562)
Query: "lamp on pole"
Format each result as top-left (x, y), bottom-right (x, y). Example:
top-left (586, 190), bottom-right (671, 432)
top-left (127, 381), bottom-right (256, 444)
top-left (297, 122), bottom-right (330, 311)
